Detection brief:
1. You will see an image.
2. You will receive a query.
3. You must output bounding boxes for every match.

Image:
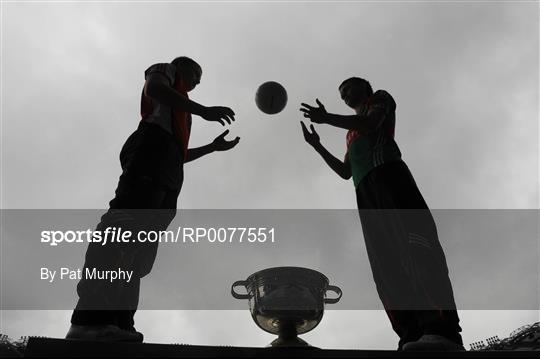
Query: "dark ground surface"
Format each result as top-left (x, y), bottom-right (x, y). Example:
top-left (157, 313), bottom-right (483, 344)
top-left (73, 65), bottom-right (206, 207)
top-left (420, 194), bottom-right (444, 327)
top-left (15, 337), bottom-right (539, 358)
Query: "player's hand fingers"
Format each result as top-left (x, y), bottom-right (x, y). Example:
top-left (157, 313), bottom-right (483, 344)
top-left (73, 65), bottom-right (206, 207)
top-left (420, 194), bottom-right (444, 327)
top-left (225, 137), bottom-right (240, 150)
top-left (315, 98), bottom-right (325, 108)
top-left (220, 129), bottom-right (230, 138)
top-left (223, 111), bottom-right (235, 123)
top-left (300, 121), bottom-right (309, 134)
top-left (213, 107), bottom-right (234, 124)
top-left (299, 108), bottom-right (310, 114)
top-left (220, 114), bottom-right (231, 125)
top-left (221, 108), bottom-right (235, 123)
top-left (310, 124), bottom-right (316, 133)
top-left (300, 103), bottom-right (314, 110)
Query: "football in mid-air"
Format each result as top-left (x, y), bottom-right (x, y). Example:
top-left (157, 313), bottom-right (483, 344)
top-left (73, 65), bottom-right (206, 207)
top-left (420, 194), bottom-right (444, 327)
top-left (255, 81), bottom-right (288, 114)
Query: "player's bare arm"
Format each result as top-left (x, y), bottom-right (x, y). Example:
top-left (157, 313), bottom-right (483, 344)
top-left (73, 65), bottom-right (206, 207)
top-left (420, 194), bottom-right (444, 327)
top-left (300, 99), bottom-right (384, 133)
top-left (185, 130), bottom-right (240, 163)
top-left (144, 72), bottom-right (236, 126)
top-left (300, 121), bottom-right (351, 180)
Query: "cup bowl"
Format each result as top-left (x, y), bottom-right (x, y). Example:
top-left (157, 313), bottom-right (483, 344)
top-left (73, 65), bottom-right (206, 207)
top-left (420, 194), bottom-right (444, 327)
top-left (231, 267), bottom-right (342, 336)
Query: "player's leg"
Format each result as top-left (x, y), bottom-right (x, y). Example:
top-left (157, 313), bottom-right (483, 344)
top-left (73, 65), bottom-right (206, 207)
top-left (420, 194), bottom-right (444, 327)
top-left (114, 184), bottom-right (182, 333)
top-left (356, 171), bottom-right (423, 350)
top-left (377, 161), bottom-right (463, 349)
top-left (68, 122), bottom-right (183, 341)
top-left (108, 122), bottom-right (184, 339)
top-left (69, 177), bottom-right (170, 334)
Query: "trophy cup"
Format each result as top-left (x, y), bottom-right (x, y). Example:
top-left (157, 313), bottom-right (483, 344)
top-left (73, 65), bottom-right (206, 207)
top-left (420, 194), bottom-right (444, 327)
top-left (231, 266), bottom-right (342, 347)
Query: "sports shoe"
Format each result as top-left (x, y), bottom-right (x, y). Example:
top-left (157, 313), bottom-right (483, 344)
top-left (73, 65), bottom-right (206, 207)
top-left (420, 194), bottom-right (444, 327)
top-left (402, 334), bottom-right (466, 351)
top-left (122, 325), bottom-right (144, 343)
top-left (65, 324), bottom-right (143, 342)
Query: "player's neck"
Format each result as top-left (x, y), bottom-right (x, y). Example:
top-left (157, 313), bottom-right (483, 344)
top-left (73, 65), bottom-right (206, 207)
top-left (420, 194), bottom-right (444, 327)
top-left (354, 98), bottom-right (369, 113)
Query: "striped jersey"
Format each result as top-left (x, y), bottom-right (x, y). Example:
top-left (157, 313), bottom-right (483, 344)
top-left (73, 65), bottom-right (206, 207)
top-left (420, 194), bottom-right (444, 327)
top-left (346, 90), bottom-right (402, 187)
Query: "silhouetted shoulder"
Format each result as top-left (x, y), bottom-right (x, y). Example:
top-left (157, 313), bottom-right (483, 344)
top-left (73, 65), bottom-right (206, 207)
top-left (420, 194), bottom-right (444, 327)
top-left (369, 90), bottom-right (396, 112)
top-left (144, 63), bottom-right (177, 86)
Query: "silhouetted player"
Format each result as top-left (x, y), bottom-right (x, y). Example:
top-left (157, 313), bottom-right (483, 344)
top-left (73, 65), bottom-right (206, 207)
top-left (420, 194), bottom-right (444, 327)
top-left (67, 57), bottom-right (239, 342)
top-left (300, 78), bottom-right (464, 351)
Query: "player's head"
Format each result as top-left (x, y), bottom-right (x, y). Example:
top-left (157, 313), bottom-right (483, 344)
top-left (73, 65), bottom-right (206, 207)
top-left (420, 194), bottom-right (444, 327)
top-left (172, 56), bottom-right (202, 92)
top-left (339, 77), bottom-right (373, 108)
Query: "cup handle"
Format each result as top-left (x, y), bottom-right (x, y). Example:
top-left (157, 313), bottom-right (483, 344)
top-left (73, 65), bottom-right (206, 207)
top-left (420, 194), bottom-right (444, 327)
top-left (324, 285), bottom-right (342, 304)
top-left (231, 280), bottom-right (250, 299)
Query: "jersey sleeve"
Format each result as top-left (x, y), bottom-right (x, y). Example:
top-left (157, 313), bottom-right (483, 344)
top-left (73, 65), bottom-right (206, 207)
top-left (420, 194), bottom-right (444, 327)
top-left (368, 90), bottom-right (396, 120)
top-left (144, 63), bottom-right (176, 86)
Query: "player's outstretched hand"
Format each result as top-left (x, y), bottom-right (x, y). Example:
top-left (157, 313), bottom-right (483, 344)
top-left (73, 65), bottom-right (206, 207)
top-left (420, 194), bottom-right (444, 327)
top-left (300, 121), bottom-right (320, 147)
top-left (212, 129), bottom-right (240, 151)
top-left (202, 106), bottom-right (236, 126)
top-left (300, 99), bottom-right (327, 124)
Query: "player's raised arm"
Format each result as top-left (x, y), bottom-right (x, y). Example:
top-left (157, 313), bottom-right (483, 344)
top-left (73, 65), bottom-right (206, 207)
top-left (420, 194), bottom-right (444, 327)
top-left (300, 99), bottom-right (377, 133)
top-left (184, 130), bottom-right (240, 163)
top-left (300, 121), bottom-right (351, 180)
top-left (144, 70), bottom-right (235, 126)
top-left (201, 106), bottom-right (236, 126)
top-left (144, 71), bottom-right (205, 115)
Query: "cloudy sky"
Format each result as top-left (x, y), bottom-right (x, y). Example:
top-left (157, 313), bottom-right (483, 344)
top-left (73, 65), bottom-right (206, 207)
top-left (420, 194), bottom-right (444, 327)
top-left (1, 0), bottom-right (539, 350)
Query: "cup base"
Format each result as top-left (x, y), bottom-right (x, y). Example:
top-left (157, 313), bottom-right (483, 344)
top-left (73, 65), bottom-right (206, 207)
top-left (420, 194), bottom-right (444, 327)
top-left (268, 335), bottom-right (312, 348)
